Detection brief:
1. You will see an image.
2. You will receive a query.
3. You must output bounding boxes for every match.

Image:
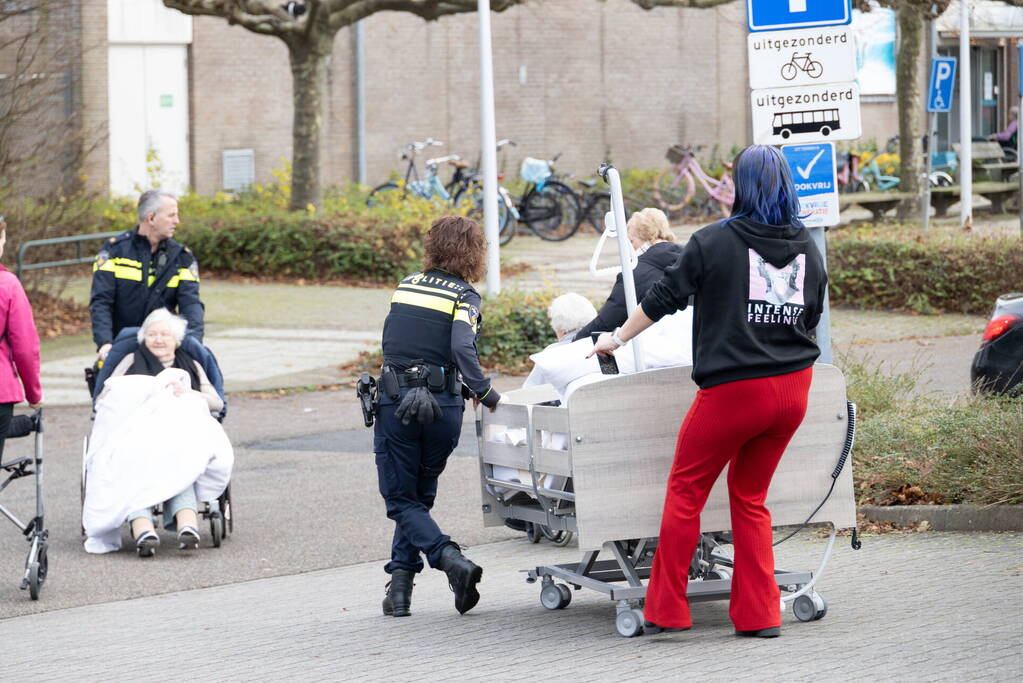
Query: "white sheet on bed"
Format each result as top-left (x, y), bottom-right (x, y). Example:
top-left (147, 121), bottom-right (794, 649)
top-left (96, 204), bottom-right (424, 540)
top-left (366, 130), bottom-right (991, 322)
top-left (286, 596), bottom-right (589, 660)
top-left (83, 370), bottom-right (234, 553)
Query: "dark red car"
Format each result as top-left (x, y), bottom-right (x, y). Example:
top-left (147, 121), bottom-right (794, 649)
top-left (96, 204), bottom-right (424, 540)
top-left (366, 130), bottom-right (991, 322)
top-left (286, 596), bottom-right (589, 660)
top-left (971, 293), bottom-right (1023, 395)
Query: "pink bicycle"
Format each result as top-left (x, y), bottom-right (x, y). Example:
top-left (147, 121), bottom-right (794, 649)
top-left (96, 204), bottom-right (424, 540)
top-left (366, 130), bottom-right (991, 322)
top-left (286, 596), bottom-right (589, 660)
top-left (654, 144), bottom-right (735, 217)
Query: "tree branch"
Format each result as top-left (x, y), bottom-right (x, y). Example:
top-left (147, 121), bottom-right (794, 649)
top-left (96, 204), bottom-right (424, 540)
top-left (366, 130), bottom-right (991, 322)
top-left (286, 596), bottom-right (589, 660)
top-left (162, 0), bottom-right (300, 35)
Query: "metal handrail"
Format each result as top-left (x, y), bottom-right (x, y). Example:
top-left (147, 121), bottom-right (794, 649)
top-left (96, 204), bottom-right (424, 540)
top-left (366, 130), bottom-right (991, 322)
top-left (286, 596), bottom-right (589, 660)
top-left (16, 231), bottom-right (121, 280)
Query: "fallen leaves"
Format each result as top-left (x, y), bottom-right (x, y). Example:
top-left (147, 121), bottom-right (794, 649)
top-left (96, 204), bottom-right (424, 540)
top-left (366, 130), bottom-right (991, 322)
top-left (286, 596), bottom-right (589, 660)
top-left (26, 290), bottom-right (90, 339)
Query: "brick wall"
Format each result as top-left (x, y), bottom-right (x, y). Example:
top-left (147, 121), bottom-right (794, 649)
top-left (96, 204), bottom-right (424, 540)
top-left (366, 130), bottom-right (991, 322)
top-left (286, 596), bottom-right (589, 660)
top-left (187, 1), bottom-right (768, 195)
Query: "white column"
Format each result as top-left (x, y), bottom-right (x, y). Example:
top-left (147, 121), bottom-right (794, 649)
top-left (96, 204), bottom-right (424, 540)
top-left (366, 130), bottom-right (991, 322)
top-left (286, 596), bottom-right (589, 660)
top-left (478, 0), bottom-right (501, 294)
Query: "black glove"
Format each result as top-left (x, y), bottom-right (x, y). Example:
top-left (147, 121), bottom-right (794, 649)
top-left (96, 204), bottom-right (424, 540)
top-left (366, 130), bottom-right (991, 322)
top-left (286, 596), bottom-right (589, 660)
top-left (394, 386), bottom-right (443, 426)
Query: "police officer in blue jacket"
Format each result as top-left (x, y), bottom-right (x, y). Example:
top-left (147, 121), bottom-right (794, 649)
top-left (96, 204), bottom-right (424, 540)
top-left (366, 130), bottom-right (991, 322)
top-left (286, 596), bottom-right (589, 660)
top-left (90, 190), bottom-right (204, 364)
top-left (375, 216), bottom-right (500, 618)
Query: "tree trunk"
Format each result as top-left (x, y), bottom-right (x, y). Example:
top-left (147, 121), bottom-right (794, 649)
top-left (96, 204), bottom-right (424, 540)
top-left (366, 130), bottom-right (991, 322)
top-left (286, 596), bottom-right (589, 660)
top-left (896, 6), bottom-right (924, 220)
top-left (288, 39), bottom-right (331, 211)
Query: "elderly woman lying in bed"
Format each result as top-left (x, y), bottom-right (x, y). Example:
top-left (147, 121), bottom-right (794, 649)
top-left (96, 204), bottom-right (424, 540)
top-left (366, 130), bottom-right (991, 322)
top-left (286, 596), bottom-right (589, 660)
top-left (84, 308), bottom-right (232, 557)
top-left (490, 291), bottom-right (693, 518)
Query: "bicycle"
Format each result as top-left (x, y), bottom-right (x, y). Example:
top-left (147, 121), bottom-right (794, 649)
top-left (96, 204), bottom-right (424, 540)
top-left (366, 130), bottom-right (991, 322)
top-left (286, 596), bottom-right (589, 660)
top-left (368, 138), bottom-right (465, 204)
top-left (511, 153), bottom-right (582, 241)
top-left (450, 138), bottom-right (518, 246)
top-left (780, 52), bottom-right (823, 81)
top-left (654, 144), bottom-right (734, 217)
top-left (573, 179), bottom-right (612, 234)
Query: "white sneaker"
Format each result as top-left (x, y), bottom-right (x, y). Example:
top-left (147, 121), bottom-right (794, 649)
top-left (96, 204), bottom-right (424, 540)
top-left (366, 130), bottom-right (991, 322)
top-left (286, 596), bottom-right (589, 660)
top-left (135, 530), bottom-right (160, 558)
top-left (177, 526), bottom-right (200, 550)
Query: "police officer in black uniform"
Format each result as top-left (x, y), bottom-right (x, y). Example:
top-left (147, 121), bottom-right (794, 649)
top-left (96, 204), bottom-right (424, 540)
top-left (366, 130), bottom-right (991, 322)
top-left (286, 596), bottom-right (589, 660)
top-left (375, 216), bottom-right (500, 618)
top-left (90, 189), bottom-right (204, 363)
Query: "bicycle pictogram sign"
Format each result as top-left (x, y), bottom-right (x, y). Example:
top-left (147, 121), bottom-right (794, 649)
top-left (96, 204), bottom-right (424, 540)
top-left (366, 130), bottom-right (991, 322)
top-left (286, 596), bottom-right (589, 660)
top-left (781, 52), bottom-right (823, 80)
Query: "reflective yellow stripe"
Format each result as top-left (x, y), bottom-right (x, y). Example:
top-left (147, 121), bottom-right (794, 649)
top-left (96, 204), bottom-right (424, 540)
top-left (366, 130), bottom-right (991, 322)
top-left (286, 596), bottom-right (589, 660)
top-left (112, 257), bottom-right (142, 268)
top-left (113, 265), bottom-right (142, 281)
top-left (398, 283), bottom-right (457, 298)
top-left (453, 309), bottom-right (477, 332)
top-left (391, 290), bottom-right (456, 314)
top-left (94, 260), bottom-right (115, 273)
top-left (166, 275), bottom-right (180, 288)
top-left (147, 274), bottom-right (155, 287)
top-left (176, 267), bottom-right (198, 282)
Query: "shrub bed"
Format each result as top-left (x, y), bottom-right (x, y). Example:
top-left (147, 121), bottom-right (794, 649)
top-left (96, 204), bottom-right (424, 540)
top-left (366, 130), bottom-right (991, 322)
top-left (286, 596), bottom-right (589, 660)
top-left (829, 226), bottom-right (1023, 315)
top-left (842, 354), bottom-right (1023, 506)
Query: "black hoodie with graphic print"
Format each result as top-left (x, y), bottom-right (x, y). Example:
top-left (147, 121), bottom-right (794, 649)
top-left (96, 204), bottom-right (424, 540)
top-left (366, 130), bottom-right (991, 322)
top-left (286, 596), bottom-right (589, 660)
top-left (641, 217), bottom-right (827, 389)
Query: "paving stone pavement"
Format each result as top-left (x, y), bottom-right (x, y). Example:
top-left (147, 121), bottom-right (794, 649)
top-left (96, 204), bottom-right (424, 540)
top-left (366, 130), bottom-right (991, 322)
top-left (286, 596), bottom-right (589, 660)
top-left (3, 531), bottom-right (1021, 680)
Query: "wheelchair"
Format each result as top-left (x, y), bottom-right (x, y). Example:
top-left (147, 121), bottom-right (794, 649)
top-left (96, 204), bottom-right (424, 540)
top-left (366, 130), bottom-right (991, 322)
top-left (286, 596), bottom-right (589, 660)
top-left (0, 410), bottom-right (48, 599)
top-left (81, 328), bottom-right (233, 549)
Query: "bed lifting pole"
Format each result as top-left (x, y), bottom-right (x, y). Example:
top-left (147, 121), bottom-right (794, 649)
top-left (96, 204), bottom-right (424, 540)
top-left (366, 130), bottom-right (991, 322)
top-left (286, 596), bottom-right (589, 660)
top-left (598, 164), bottom-right (645, 372)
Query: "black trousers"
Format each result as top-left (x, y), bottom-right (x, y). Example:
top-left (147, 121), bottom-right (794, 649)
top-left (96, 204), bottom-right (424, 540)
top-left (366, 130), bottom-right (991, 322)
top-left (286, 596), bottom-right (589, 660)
top-left (0, 402), bottom-right (13, 460)
top-left (373, 390), bottom-right (463, 574)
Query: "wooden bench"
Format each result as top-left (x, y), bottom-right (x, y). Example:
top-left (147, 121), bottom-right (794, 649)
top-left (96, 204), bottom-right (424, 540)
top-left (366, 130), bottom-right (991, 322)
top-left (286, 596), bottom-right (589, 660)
top-left (838, 191), bottom-right (911, 220)
top-left (929, 181), bottom-right (1019, 216)
top-left (953, 141), bottom-right (1019, 181)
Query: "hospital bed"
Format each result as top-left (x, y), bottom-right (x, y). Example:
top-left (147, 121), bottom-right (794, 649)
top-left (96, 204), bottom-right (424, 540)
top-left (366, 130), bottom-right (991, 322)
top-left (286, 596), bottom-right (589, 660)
top-left (476, 363), bottom-right (857, 637)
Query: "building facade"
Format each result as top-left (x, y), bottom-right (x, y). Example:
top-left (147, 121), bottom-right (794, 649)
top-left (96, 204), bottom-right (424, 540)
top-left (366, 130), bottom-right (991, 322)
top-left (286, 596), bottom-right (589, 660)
top-left (16, 0), bottom-right (1021, 198)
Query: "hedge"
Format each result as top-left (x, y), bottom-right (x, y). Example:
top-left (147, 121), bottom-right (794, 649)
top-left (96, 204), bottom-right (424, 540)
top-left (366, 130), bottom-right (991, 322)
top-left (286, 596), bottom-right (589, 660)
top-left (828, 226), bottom-right (1023, 315)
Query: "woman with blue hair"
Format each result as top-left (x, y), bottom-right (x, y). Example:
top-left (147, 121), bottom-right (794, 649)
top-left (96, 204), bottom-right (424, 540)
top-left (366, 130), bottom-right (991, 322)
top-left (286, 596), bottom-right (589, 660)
top-left (591, 145), bottom-right (827, 638)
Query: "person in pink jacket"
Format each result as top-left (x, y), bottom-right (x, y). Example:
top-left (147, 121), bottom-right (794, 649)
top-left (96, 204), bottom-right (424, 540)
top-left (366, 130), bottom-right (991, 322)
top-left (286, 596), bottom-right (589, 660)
top-left (0, 215), bottom-right (43, 457)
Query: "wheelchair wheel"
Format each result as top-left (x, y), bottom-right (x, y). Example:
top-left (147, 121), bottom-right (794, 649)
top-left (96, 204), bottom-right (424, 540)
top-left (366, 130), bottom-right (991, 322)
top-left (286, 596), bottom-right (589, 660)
top-left (210, 511), bottom-right (223, 548)
top-left (220, 485), bottom-right (233, 536)
top-left (526, 523), bottom-right (542, 544)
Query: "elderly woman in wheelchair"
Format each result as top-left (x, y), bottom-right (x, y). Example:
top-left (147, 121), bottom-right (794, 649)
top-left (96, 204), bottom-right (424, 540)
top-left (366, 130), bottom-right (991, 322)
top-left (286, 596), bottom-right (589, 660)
top-left (83, 308), bottom-right (232, 557)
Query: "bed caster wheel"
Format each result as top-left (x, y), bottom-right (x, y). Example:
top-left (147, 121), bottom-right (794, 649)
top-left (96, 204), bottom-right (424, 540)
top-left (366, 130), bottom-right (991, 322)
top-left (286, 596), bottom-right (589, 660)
top-left (210, 512), bottom-right (223, 548)
top-left (793, 592), bottom-right (827, 622)
top-left (527, 523), bottom-right (541, 544)
top-left (615, 609), bottom-right (644, 638)
top-left (704, 567), bottom-right (731, 581)
top-left (540, 582), bottom-right (571, 610)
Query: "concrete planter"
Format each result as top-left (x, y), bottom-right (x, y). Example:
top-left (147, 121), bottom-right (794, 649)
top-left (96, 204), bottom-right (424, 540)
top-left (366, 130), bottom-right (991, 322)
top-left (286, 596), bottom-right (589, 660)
top-left (859, 504), bottom-right (1023, 532)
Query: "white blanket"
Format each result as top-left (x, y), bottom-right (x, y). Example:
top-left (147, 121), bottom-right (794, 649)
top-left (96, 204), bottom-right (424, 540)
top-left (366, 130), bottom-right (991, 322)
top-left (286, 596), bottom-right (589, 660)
top-left (83, 370), bottom-right (234, 553)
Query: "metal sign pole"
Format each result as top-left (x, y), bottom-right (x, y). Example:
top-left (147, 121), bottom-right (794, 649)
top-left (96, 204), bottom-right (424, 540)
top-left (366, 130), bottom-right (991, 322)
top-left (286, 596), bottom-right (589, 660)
top-left (599, 164), bottom-right (644, 372)
top-left (1019, 44), bottom-right (1022, 237)
top-left (808, 227), bottom-right (833, 363)
top-left (959, 0), bottom-right (972, 228)
top-left (477, 0), bottom-right (501, 294)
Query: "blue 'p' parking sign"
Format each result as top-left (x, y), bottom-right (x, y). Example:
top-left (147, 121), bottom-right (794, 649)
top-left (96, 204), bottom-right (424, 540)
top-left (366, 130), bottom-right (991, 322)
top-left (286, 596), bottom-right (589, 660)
top-left (782, 142), bottom-right (839, 228)
top-left (927, 57), bottom-right (957, 113)
top-left (747, 0), bottom-right (852, 32)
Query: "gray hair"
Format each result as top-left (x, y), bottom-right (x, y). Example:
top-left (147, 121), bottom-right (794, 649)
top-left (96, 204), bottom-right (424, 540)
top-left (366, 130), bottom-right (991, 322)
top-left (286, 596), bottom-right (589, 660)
top-left (137, 190), bottom-right (176, 224)
top-left (548, 293), bottom-right (598, 336)
top-left (137, 308), bottom-right (188, 348)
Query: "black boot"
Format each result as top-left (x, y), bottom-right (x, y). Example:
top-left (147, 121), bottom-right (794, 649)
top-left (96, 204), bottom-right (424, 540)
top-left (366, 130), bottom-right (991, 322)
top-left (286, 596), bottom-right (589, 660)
top-left (382, 569), bottom-right (414, 617)
top-left (437, 544), bottom-right (482, 614)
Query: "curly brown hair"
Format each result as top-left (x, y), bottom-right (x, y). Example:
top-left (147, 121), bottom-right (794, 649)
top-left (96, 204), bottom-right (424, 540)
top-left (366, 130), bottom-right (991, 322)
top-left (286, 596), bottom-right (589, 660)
top-left (422, 215), bottom-right (487, 282)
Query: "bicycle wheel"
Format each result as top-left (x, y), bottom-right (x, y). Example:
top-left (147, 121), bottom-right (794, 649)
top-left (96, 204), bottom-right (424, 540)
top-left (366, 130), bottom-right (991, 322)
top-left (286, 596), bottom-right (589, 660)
top-left (586, 192), bottom-right (612, 234)
top-left (653, 167), bottom-right (695, 212)
top-left (454, 186), bottom-right (514, 246)
top-left (367, 182), bottom-right (401, 207)
top-left (522, 180), bottom-right (581, 241)
top-left (806, 60), bottom-right (823, 79)
top-left (781, 63), bottom-right (797, 81)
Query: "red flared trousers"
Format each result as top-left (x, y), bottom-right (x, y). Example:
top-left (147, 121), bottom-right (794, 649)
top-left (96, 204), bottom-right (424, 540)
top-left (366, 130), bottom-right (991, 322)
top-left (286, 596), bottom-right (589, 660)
top-left (643, 367), bottom-right (813, 631)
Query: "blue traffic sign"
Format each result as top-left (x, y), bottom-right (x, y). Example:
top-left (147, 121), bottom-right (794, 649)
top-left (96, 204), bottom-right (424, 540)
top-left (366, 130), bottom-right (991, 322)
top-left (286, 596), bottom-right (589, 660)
top-left (927, 57), bottom-right (957, 113)
top-left (747, 0), bottom-right (851, 33)
top-left (782, 142), bottom-right (839, 227)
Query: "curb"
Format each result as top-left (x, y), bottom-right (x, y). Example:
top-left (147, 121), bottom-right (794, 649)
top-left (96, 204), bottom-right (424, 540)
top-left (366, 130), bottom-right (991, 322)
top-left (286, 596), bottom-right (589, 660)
top-left (859, 504), bottom-right (1023, 532)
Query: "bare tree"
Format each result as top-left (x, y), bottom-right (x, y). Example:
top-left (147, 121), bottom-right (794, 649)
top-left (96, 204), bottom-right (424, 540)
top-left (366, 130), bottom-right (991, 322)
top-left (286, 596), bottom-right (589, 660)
top-left (0, 1), bottom-right (103, 274)
top-left (163, 0), bottom-right (732, 211)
